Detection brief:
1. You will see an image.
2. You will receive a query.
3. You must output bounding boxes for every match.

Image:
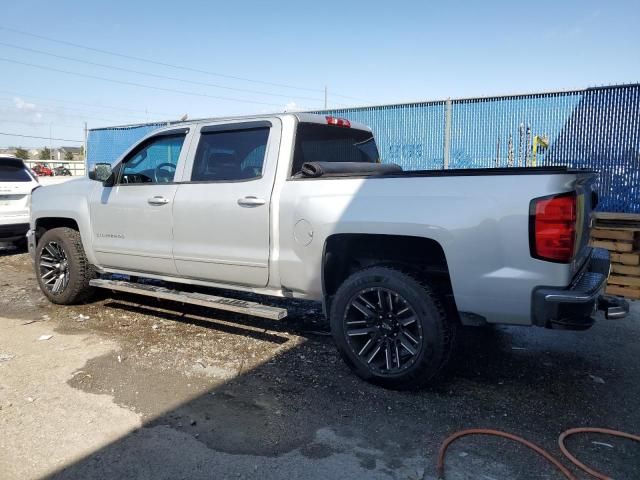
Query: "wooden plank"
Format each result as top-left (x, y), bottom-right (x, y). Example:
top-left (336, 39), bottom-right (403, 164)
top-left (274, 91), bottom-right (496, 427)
top-left (606, 284), bottom-right (640, 300)
top-left (595, 220), bottom-right (640, 230)
top-left (592, 225), bottom-right (640, 232)
top-left (591, 228), bottom-right (636, 241)
top-left (611, 264), bottom-right (640, 276)
top-left (608, 275), bottom-right (640, 288)
top-left (590, 240), bottom-right (634, 252)
top-left (594, 211), bottom-right (640, 230)
top-left (595, 212), bottom-right (640, 222)
top-left (611, 252), bottom-right (640, 266)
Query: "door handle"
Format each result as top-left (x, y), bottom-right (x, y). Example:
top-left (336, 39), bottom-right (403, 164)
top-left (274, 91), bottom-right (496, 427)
top-left (237, 196), bottom-right (266, 207)
top-left (148, 196), bottom-right (170, 206)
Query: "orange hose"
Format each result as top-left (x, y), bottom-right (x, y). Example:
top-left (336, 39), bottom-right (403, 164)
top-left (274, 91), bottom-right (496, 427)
top-left (558, 427), bottom-right (640, 480)
top-left (436, 428), bottom-right (577, 480)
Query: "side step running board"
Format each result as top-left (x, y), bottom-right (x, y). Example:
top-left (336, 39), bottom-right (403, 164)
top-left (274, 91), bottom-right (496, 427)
top-left (89, 279), bottom-right (288, 320)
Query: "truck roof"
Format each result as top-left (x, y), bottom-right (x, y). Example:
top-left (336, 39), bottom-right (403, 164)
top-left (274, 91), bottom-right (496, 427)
top-left (149, 112), bottom-right (372, 134)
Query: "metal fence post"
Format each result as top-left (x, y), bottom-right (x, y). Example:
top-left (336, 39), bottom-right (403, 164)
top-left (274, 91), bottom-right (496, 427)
top-left (83, 121), bottom-right (88, 176)
top-left (443, 99), bottom-right (452, 169)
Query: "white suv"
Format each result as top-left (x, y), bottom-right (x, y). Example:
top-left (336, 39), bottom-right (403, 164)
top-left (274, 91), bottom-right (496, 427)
top-left (0, 156), bottom-right (39, 246)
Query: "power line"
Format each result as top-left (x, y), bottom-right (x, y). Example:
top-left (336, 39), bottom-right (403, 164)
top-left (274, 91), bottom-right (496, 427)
top-left (0, 97), bottom-right (145, 124)
top-left (0, 41), bottom-right (323, 103)
top-left (0, 26), bottom-right (322, 93)
top-left (0, 56), bottom-right (309, 108)
top-left (0, 96), bottom-right (147, 124)
top-left (0, 89), bottom-right (174, 117)
top-left (0, 25), bottom-right (371, 104)
top-left (319, 88), bottom-right (371, 103)
top-left (0, 117), bottom-right (90, 129)
top-left (0, 131), bottom-right (83, 143)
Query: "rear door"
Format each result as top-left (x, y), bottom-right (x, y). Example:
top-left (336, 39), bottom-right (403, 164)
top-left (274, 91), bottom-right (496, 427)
top-left (89, 129), bottom-right (190, 274)
top-left (172, 119), bottom-right (281, 287)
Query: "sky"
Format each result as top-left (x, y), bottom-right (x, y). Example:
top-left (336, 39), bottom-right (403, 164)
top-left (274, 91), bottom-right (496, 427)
top-left (0, 0), bottom-right (639, 148)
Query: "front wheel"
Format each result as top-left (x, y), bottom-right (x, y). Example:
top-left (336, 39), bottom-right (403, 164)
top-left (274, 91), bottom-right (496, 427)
top-left (330, 266), bottom-right (455, 390)
top-left (35, 227), bottom-right (96, 304)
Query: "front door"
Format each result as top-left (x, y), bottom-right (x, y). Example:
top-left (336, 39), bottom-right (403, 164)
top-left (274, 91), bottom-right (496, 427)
top-left (90, 130), bottom-right (189, 275)
top-left (172, 120), bottom-right (280, 287)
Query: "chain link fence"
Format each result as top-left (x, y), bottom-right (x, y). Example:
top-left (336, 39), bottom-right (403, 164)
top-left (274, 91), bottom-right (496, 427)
top-left (87, 84), bottom-right (640, 213)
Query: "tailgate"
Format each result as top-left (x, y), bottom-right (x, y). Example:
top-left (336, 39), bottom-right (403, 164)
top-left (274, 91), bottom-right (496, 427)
top-left (573, 172), bottom-right (598, 275)
top-left (0, 183), bottom-right (32, 216)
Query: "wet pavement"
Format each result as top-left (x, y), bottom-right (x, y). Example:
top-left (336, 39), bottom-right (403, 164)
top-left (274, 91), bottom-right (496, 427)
top-left (0, 243), bottom-right (638, 479)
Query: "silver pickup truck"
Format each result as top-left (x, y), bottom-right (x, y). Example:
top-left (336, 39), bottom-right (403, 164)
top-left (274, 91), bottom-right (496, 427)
top-left (28, 113), bottom-right (628, 389)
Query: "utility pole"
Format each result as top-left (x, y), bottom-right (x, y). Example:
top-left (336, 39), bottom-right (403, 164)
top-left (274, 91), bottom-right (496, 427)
top-left (324, 86), bottom-right (328, 109)
top-left (49, 123), bottom-right (53, 161)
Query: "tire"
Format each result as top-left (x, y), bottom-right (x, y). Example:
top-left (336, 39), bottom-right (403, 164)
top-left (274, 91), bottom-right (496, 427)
top-left (330, 266), bottom-right (455, 390)
top-left (35, 227), bottom-right (96, 304)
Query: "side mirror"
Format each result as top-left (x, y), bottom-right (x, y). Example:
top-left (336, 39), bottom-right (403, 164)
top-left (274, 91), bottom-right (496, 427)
top-left (89, 163), bottom-right (113, 183)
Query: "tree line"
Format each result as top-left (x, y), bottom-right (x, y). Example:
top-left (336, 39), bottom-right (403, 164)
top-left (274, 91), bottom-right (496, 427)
top-left (12, 147), bottom-right (83, 161)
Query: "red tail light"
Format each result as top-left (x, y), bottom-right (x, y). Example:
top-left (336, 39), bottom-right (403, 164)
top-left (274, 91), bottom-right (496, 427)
top-left (325, 116), bottom-right (351, 128)
top-left (530, 192), bottom-right (577, 263)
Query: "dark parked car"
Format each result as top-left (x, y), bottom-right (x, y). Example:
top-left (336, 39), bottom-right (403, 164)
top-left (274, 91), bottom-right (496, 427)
top-left (54, 165), bottom-right (72, 176)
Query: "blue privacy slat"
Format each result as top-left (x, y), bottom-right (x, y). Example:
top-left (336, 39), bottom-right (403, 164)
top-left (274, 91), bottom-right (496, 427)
top-left (87, 123), bottom-right (168, 167)
top-left (323, 102), bottom-right (446, 170)
top-left (87, 84), bottom-right (640, 213)
top-left (323, 85), bottom-right (640, 213)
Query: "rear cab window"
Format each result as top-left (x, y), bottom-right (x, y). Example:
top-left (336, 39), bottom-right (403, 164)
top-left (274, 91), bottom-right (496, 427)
top-left (291, 123), bottom-right (380, 176)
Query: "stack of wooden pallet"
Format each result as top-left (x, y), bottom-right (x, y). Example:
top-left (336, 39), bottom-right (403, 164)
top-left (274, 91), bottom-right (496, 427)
top-left (590, 212), bottom-right (640, 300)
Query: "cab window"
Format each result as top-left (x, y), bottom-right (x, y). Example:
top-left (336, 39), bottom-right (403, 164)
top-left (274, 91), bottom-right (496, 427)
top-left (191, 127), bottom-right (270, 182)
top-left (291, 123), bottom-right (379, 176)
top-left (118, 134), bottom-right (186, 184)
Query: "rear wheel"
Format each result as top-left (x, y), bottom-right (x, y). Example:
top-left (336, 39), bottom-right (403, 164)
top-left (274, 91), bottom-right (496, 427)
top-left (330, 266), bottom-right (455, 389)
top-left (35, 227), bottom-right (95, 304)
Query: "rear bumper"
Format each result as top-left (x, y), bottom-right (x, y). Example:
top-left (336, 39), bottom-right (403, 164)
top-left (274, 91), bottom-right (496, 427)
top-left (532, 248), bottom-right (629, 330)
top-left (0, 222), bottom-right (29, 241)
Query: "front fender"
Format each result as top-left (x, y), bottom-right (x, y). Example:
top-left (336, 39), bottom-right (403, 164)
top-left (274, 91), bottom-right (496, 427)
top-left (31, 179), bottom-right (98, 266)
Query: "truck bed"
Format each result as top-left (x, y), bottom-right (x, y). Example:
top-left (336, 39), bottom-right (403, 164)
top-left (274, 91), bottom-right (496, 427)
top-left (297, 166), bottom-right (596, 179)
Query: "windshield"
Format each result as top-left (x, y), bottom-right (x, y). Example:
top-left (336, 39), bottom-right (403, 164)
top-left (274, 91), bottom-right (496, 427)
top-left (0, 164), bottom-right (32, 182)
top-left (292, 123), bottom-right (379, 175)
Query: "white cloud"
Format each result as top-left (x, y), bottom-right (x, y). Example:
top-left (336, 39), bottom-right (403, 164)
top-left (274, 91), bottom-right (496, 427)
top-left (13, 97), bottom-right (37, 111)
top-left (283, 101), bottom-right (303, 112)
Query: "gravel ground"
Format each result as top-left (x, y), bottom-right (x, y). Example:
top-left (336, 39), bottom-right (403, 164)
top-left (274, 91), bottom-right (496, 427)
top-left (0, 243), bottom-right (638, 479)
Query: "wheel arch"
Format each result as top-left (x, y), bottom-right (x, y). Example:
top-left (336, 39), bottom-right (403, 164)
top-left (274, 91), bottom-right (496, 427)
top-left (34, 216), bottom-right (98, 266)
top-left (35, 217), bottom-right (80, 236)
top-left (322, 233), bottom-right (458, 320)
